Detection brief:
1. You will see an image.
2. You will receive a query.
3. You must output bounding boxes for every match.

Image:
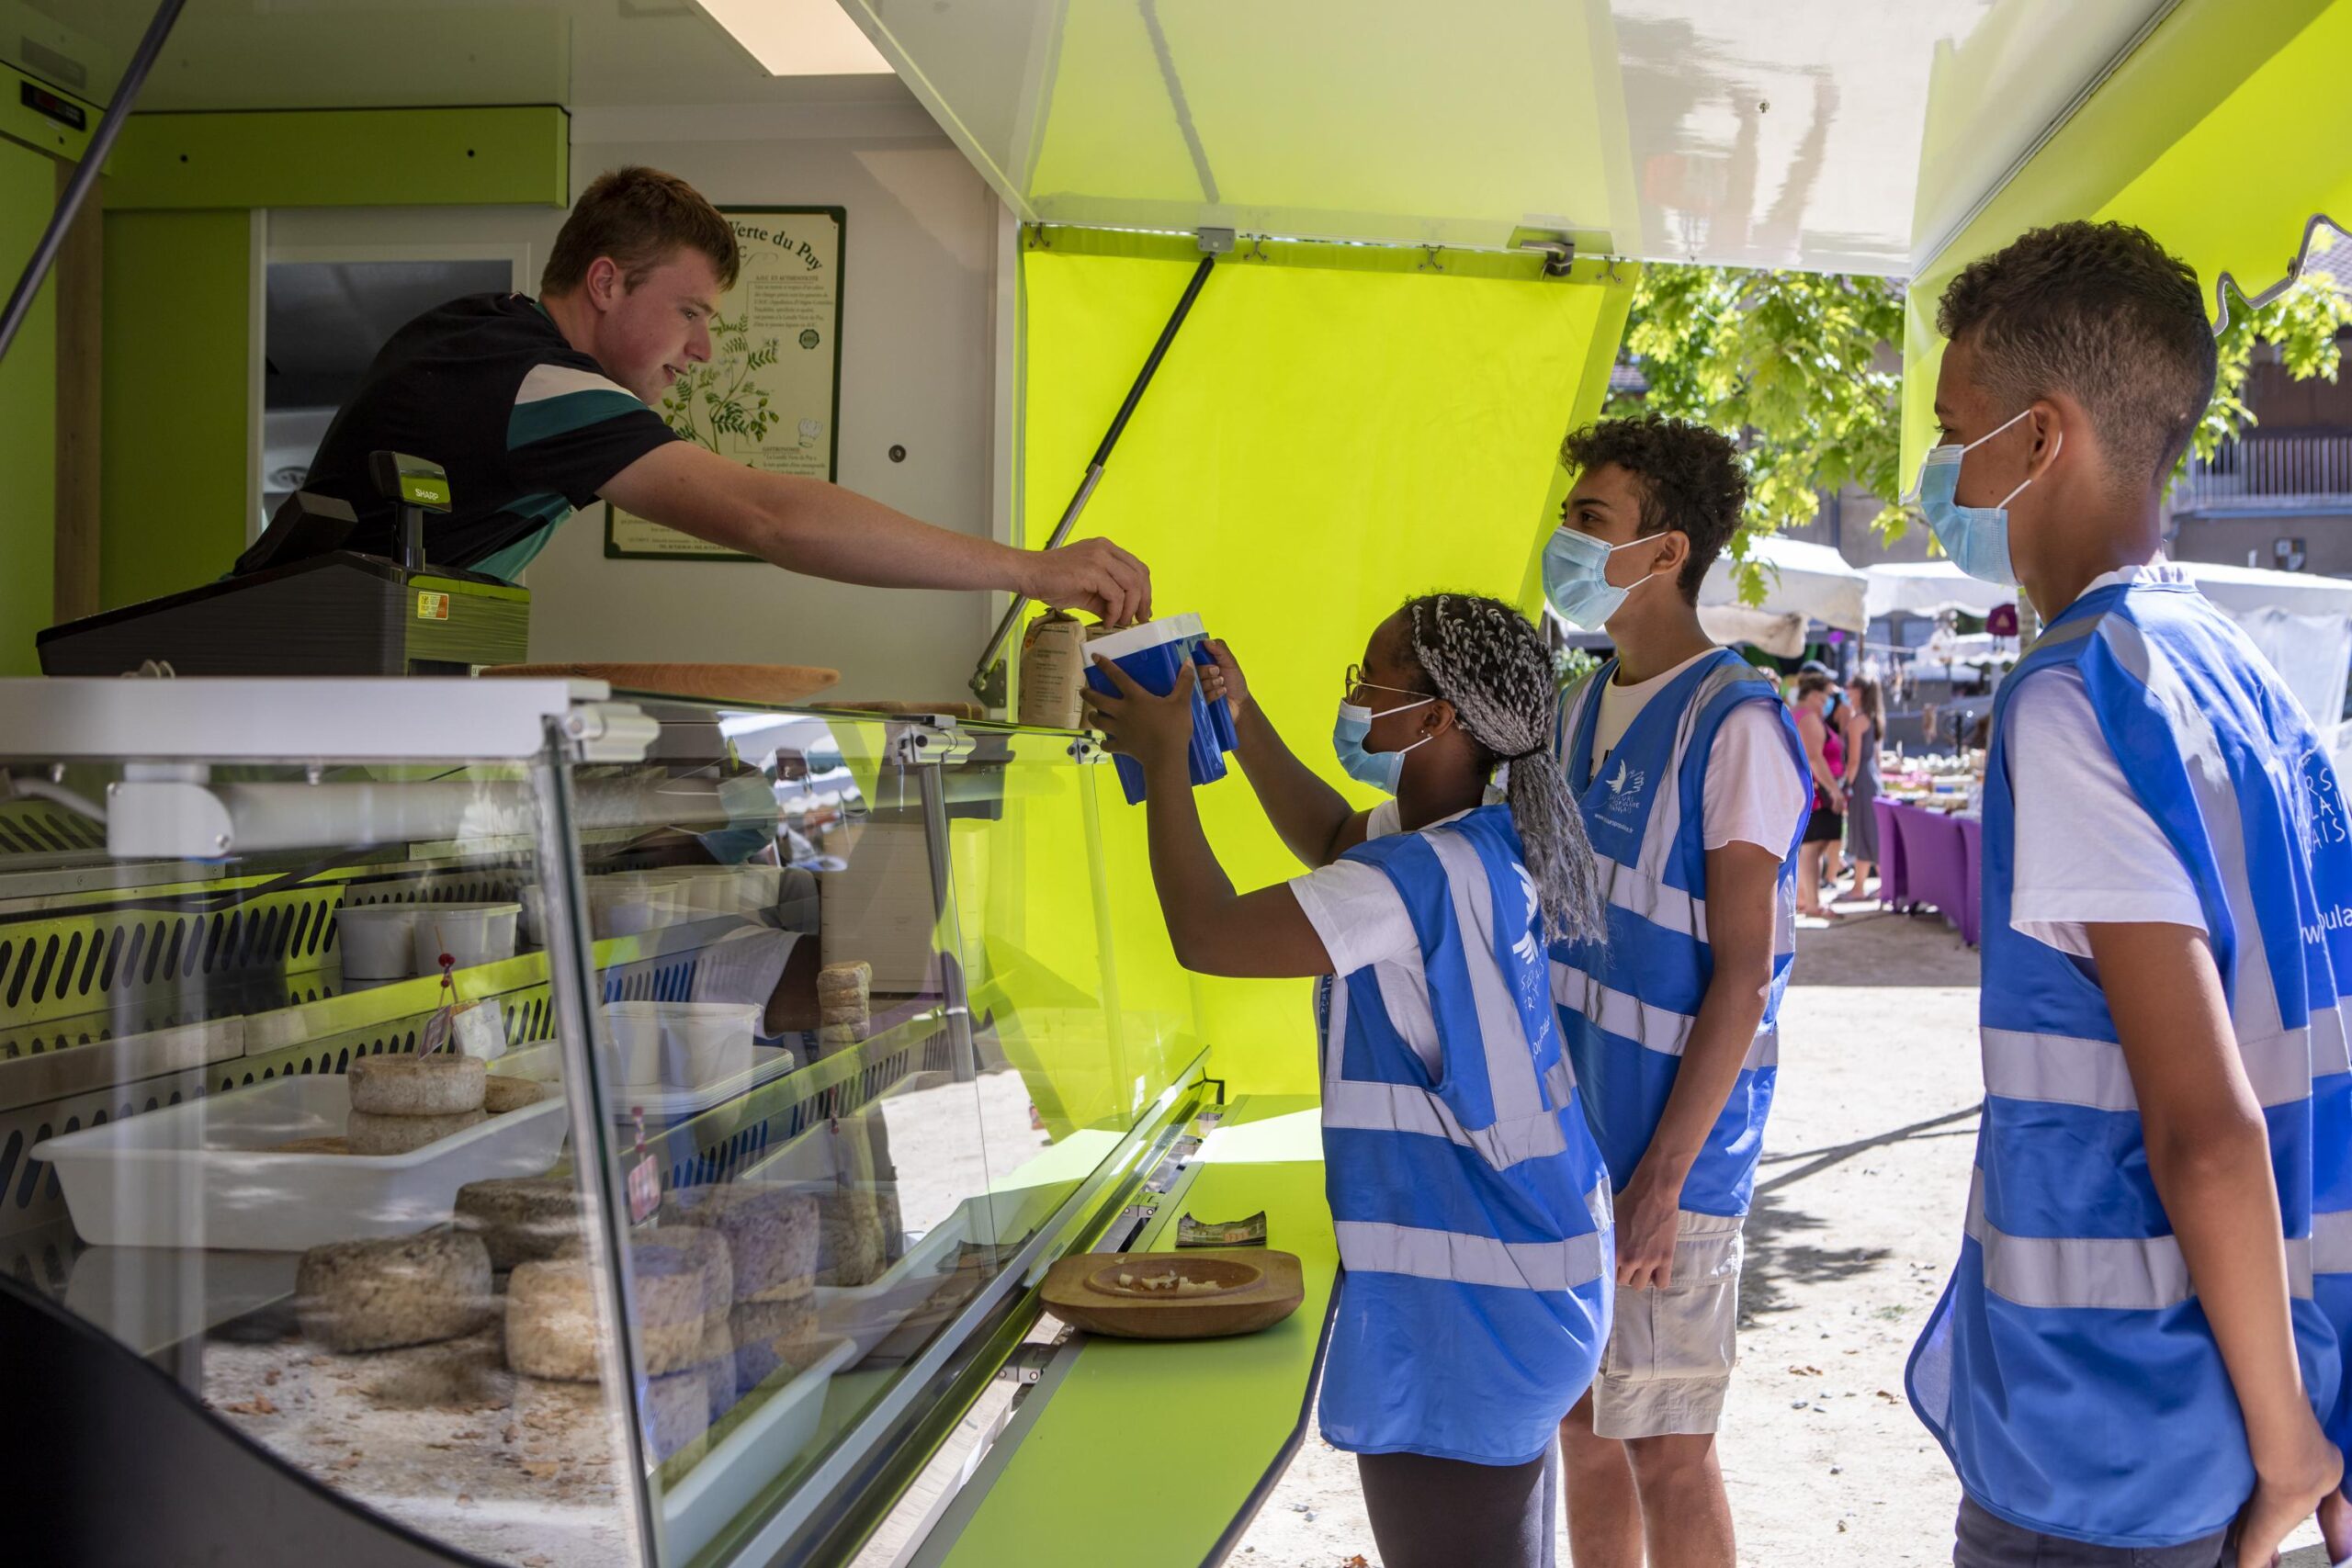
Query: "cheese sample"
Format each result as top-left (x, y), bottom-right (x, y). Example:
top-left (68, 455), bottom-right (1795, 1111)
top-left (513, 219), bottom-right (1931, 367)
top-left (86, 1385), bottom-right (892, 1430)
top-left (729, 1296), bottom-right (820, 1393)
top-left (296, 1232), bottom-right (493, 1353)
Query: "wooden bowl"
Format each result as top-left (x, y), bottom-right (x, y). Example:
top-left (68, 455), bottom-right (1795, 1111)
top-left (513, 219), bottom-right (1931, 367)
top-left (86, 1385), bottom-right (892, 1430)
top-left (1041, 1248), bottom-right (1304, 1340)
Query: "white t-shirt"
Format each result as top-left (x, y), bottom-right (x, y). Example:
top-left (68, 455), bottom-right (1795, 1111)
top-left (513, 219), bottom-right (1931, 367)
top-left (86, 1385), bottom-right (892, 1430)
top-left (2005, 556), bottom-right (2207, 961)
top-left (1590, 649), bottom-right (1811, 855)
top-left (1288, 803), bottom-right (1469, 1077)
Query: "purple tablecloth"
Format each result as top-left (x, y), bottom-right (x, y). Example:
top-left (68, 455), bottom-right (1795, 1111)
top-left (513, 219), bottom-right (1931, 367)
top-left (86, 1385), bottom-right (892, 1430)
top-left (1888, 801), bottom-right (1981, 945)
top-left (1873, 797), bottom-right (1908, 908)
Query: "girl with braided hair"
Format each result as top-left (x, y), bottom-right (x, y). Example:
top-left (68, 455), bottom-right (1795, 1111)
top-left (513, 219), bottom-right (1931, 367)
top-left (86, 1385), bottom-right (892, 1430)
top-left (1084, 593), bottom-right (1612, 1568)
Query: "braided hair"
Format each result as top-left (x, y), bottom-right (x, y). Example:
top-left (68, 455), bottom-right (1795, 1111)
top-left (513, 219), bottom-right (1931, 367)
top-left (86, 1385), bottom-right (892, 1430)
top-left (1399, 592), bottom-right (1605, 944)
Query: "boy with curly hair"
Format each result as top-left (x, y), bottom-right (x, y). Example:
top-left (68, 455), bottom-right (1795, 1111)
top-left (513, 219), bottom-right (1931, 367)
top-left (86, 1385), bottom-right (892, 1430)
top-left (1541, 415), bottom-right (1812, 1567)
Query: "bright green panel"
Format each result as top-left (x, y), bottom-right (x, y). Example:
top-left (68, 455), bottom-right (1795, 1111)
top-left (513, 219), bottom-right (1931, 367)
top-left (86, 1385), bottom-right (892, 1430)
top-left (0, 137), bottom-right (56, 674)
top-left (938, 1152), bottom-right (1336, 1568)
top-left (1901, 0), bottom-right (2335, 474)
top-left (108, 107), bottom-right (569, 210)
top-left (101, 209), bottom-right (250, 610)
top-left (1023, 247), bottom-right (1633, 1096)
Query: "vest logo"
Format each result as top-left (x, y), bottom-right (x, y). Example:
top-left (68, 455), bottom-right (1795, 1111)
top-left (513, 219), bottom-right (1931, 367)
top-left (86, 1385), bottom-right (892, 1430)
top-left (1604, 757), bottom-right (1647, 817)
top-left (2304, 905), bottom-right (2352, 947)
top-left (2301, 747), bottom-right (2347, 849)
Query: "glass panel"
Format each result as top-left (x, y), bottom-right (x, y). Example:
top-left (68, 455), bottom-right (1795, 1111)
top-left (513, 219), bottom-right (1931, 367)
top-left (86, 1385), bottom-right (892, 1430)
top-left (565, 703), bottom-right (1200, 1564)
top-left (0, 751), bottom-right (641, 1567)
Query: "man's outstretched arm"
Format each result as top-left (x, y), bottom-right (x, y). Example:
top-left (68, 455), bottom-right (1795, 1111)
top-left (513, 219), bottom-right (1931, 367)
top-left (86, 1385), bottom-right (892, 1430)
top-left (601, 440), bottom-right (1152, 625)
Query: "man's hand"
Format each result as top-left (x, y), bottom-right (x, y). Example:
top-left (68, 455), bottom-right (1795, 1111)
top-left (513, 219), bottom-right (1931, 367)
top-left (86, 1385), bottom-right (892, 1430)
top-left (2233, 1417), bottom-right (2341, 1566)
top-left (1082, 659), bottom-right (1197, 773)
top-left (1200, 637), bottom-right (1250, 718)
top-left (1613, 1168), bottom-right (1682, 1291)
top-left (1024, 536), bottom-right (1151, 626)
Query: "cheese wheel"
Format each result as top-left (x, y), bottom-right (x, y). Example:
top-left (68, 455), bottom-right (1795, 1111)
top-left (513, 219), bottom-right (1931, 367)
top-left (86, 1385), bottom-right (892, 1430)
top-left (482, 1075), bottom-right (554, 1114)
top-left (644, 1369), bottom-right (711, 1466)
top-left (346, 1107), bottom-right (487, 1156)
top-left (454, 1177), bottom-right (582, 1270)
top-left (505, 1253), bottom-right (705, 1381)
top-left (729, 1297), bottom-right (820, 1393)
top-left (297, 1232), bottom-right (492, 1353)
top-left (347, 1053), bottom-right (486, 1116)
top-left (666, 1183), bottom-right (817, 1303)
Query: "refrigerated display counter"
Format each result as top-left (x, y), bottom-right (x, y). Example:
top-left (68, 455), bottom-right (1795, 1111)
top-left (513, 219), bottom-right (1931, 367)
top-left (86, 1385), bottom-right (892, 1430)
top-left (0, 674), bottom-right (1332, 1568)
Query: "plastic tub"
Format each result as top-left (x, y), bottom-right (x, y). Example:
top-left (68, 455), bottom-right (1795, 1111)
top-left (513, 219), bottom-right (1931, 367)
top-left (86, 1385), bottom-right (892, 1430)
top-left (336, 902), bottom-right (423, 979)
top-left (603, 1000), bottom-right (760, 1090)
top-left (1082, 613), bottom-right (1235, 804)
top-left (588, 874), bottom-right (690, 938)
top-left (409, 901), bottom-right (522, 974)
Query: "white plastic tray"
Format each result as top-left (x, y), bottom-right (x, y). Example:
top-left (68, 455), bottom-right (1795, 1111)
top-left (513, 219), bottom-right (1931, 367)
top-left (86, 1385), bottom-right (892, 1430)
top-left (31, 1073), bottom-right (571, 1251)
top-left (661, 1334), bottom-right (857, 1565)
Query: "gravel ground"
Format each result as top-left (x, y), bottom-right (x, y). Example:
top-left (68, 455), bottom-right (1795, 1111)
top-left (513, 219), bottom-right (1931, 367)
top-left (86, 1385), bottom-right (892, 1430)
top-left (1229, 901), bottom-right (2336, 1567)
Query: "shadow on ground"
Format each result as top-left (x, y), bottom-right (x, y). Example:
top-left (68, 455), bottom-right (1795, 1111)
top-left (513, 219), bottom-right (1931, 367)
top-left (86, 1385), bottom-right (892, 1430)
top-left (1738, 1186), bottom-right (1894, 1326)
top-left (1737, 1103), bottom-right (1983, 1326)
top-left (1793, 908), bottom-right (1983, 988)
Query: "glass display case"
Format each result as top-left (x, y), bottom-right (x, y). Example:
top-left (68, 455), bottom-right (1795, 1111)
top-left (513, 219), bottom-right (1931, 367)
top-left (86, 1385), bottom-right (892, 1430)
top-left (0, 676), bottom-right (1210, 1568)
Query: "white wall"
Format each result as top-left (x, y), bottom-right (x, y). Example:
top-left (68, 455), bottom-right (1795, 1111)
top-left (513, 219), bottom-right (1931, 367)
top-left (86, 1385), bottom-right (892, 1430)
top-left (267, 95), bottom-right (1004, 702)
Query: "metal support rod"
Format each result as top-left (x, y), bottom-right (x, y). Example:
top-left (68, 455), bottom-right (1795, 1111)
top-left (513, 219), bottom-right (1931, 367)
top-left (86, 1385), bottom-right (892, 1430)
top-left (0, 0), bottom-right (187, 369)
top-left (910, 737), bottom-right (978, 1083)
top-left (969, 251), bottom-right (1219, 697)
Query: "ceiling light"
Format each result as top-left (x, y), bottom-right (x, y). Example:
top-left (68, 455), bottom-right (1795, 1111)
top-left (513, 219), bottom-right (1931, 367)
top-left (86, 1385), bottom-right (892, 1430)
top-left (695, 0), bottom-right (894, 76)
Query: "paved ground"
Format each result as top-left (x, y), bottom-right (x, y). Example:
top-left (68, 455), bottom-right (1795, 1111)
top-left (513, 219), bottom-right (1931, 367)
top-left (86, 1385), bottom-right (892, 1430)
top-left (1230, 901), bottom-right (2337, 1566)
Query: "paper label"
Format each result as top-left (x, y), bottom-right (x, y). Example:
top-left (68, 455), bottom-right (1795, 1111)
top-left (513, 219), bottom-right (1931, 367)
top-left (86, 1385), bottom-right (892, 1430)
top-left (415, 591), bottom-right (451, 621)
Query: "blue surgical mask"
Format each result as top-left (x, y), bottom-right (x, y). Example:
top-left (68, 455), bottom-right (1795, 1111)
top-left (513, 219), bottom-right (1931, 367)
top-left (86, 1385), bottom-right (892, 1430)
top-left (1912, 408), bottom-right (2057, 588)
top-left (1332, 694), bottom-right (1433, 794)
top-left (1543, 528), bottom-right (1664, 630)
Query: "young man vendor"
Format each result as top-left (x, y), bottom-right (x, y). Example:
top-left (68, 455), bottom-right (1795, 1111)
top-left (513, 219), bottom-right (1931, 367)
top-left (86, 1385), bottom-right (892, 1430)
top-left (1903, 220), bottom-right (2352, 1568)
top-left (234, 165), bottom-right (1148, 622)
top-left (1539, 416), bottom-right (1811, 1568)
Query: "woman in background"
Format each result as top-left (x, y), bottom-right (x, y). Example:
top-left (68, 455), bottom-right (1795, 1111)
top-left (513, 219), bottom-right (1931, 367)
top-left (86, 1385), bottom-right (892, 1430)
top-left (1841, 675), bottom-right (1885, 900)
top-left (1791, 672), bottom-right (1845, 919)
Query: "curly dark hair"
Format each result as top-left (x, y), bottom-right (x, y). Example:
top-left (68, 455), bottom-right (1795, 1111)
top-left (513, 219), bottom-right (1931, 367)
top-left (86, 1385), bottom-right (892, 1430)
top-left (1938, 220), bottom-right (2215, 490)
top-left (1558, 415), bottom-right (1747, 604)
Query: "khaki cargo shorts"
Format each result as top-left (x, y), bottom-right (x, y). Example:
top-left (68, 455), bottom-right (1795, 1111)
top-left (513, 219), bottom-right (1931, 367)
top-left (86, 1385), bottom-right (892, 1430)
top-left (1591, 1210), bottom-right (1744, 1440)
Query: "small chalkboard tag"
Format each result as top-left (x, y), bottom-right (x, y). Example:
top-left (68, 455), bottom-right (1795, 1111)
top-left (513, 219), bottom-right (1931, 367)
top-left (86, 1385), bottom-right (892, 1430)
top-left (1175, 1210), bottom-right (1267, 1248)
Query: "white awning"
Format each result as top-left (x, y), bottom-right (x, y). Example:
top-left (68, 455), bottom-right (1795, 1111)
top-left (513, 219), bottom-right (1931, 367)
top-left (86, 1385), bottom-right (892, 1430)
top-left (1698, 536), bottom-right (1869, 635)
top-left (1862, 560), bottom-right (2017, 620)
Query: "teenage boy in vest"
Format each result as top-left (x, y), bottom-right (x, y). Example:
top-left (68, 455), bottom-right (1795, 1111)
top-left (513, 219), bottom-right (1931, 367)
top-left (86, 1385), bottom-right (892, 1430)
top-left (1903, 220), bottom-right (2352, 1567)
top-left (1541, 416), bottom-right (1812, 1567)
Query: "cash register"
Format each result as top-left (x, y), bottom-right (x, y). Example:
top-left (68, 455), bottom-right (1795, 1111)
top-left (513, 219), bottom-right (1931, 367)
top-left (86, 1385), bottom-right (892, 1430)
top-left (37, 452), bottom-right (530, 677)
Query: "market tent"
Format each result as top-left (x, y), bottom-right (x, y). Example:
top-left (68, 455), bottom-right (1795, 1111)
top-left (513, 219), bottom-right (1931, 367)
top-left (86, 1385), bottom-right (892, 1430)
top-left (2177, 561), bottom-right (2352, 735)
top-left (1698, 536), bottom-right (1869, 636)
top-left (1862, 560), bottom-right (2016, 620)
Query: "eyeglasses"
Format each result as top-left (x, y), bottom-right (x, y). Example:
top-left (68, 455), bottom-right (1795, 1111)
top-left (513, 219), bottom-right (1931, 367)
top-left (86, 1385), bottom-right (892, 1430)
top-left (1343, 663), bottom-right (1436, 703)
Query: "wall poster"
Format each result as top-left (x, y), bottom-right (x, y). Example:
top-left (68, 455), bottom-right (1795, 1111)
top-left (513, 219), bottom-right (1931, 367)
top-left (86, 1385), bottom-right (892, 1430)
top-left (605, 206), bottom-right (845, 560)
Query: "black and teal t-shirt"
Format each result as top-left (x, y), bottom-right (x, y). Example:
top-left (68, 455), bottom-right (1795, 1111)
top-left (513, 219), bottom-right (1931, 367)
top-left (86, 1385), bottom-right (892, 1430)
top-left (235, 293), bottom-right (677, 582)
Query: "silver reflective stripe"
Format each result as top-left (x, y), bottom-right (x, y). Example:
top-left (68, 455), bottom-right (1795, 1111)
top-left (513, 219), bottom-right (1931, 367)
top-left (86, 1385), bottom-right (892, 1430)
top-left (1634, 660), bottom-right (1753, 884)
top-left (2316, 1210), bottom-right (2352, 1276)
top-left (1334, 1218), bottom-right (1608, 1292)
top-left (1551, 960), bottom-right (1775, 1069)
top-left (1321, 1077), bottom-right (1574, 1169)
top-left (1981, 1025), bottom-right (2322, 1112)
top-left (1553, 959), bottom-right (1693, 1055)
top-left (1967, 1172), bottom-right (2314, 1308)
top-left (2022, 614), bottom-right (2098, 659)
top-left (1424, 830), bottom-right (1549, 1122)
top-left (1600, 854), bottom-right (1707, 942)
top-left (2312, 1001), bottom-right (2352, 1078)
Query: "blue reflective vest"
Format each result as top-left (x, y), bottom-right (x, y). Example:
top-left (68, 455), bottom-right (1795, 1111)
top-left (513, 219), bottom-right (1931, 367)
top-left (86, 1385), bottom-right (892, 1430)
top-left (1317, 804), bottom-right (1615, 1465)
top-left (1550, 650), bottom-right (1809, 1214)
top-left (1907, 578), bottom-right (2352, 1548)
